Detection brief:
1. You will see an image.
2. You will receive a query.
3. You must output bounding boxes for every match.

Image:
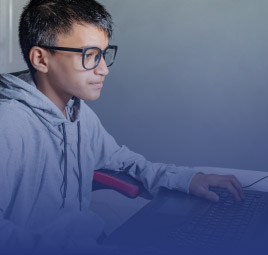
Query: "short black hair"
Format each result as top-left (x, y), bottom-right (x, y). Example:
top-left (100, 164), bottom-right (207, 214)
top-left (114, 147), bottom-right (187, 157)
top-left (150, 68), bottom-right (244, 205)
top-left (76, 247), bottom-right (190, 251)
top-left (19, 0), bottom-right (113, 78)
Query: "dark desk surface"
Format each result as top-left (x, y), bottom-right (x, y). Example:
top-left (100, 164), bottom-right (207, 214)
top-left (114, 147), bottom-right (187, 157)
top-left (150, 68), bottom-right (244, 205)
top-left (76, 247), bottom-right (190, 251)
top-left (103, 187), bottom-right (268, 255)
top-left (103, 188), bottom-right (207, 252)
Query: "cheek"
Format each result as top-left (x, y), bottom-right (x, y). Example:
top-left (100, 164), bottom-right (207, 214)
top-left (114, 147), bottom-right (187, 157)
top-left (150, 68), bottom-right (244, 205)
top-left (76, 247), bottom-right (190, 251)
top-left (73, 70), bottom-right (96, 86)
top-left (49, 54), bottom-right (80, 74)
top-left (71, 73), bottom-right (92, 91)
top-left (48, 56), bottom-right (97, 91)
top-left (48, 58), bottom-right (69, 81)
top-left (59, 54), bottom-right (86, 72)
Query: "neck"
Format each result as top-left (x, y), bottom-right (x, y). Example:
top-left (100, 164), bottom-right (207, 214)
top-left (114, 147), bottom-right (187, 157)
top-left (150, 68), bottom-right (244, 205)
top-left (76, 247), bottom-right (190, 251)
top-left (63, 108), bottom-right (67, 119)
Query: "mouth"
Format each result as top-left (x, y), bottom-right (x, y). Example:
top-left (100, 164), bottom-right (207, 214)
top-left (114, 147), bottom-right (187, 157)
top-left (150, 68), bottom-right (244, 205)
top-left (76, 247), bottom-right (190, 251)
top-left (90, 82), bottom-right (103, 89)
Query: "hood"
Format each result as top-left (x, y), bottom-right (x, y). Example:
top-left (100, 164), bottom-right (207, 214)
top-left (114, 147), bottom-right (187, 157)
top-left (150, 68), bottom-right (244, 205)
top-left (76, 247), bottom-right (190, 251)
top-left (0, 70), bottom-right (81, 139)
top-left (0, 70), bottom-right (83, 210)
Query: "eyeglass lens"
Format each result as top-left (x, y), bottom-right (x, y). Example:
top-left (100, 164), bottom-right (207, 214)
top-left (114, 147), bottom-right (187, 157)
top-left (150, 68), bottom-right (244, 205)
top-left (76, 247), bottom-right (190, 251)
top-left (83, 47), bottom-right (116, 69)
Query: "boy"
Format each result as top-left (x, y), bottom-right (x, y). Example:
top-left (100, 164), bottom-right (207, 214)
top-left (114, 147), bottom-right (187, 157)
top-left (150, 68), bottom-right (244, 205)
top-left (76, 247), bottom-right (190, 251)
top-left (0, 0), bottom-right (244, 253)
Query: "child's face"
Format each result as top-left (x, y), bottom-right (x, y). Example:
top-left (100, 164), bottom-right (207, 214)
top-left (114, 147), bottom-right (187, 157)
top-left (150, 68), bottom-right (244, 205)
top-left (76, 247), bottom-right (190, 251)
top-left (45, 23), bottom-right (110, 103)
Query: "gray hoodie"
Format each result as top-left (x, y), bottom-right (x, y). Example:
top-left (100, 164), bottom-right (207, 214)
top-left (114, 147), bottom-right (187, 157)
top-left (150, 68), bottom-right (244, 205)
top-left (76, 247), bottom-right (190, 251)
top-left (0, 70), bottom-right (197, 253)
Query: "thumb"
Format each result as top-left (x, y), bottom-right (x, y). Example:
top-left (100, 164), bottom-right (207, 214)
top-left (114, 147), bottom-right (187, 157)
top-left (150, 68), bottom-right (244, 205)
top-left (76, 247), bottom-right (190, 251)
top-left (202, 189), bottom-right (219, 202)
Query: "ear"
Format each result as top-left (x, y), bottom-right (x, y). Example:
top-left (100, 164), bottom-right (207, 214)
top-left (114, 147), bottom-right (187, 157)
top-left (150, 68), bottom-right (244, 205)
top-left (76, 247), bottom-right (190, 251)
top-left (29, 47), bottom-right (49, 73)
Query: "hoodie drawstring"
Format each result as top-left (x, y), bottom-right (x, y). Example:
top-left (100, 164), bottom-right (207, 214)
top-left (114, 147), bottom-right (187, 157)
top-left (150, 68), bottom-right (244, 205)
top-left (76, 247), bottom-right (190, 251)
top-left (77, 121), bottom-right (83, 211)
top-left (61, 123), bottom-right (68, 209)
top-left (61, 121), bottom-right (83, 211)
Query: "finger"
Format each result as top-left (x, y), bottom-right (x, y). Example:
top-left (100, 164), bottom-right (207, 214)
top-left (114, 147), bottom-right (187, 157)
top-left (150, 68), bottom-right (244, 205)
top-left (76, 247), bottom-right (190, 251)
top-left (223, 175), bottom-right (244, 200)
top-left (199, 188), bottom-right (219, 202)
top-left (228, 176), bottom-right (245, 200)
top-left (221, 182), bottom-right (241, 201)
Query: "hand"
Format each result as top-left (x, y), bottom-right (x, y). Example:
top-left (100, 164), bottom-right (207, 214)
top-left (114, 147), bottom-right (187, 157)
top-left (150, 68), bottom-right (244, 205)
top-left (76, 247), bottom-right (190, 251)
top-left (189, 173), bottom-right (245, 202)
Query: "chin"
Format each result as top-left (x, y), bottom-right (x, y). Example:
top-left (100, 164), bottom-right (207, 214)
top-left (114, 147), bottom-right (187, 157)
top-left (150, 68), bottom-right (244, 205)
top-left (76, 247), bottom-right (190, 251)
top-left (81, 92), bottom-right (101, 101)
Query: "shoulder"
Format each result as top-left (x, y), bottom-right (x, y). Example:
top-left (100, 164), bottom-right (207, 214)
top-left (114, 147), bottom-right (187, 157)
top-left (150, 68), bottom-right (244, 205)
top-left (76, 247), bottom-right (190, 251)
top-left (0, 99), bottom-right (34, 132)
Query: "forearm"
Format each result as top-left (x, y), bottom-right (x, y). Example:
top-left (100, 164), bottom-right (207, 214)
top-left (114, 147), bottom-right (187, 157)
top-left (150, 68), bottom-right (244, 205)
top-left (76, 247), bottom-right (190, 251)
top-left (102, 145), bottom-right (197, 195)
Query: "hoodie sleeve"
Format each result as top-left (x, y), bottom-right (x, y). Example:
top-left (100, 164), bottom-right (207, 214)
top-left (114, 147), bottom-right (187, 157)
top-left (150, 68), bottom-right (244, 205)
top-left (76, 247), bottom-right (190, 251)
top-left (88, 107), bottom-right (197, 195)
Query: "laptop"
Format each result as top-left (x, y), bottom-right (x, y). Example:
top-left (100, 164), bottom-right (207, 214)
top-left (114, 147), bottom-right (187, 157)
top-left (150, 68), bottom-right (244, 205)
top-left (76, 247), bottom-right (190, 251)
top-left (103, 187), bottom-right (268, 254)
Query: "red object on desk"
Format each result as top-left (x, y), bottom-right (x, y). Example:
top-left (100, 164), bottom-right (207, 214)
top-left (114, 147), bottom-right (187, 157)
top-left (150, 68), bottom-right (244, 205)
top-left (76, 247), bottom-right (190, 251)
top-left (93, 171), bottom-right (140, 198)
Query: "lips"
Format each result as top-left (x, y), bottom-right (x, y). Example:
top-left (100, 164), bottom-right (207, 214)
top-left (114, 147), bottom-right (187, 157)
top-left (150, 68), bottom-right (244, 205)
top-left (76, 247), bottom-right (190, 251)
top-left (90, 82), bottom-right (103, 89)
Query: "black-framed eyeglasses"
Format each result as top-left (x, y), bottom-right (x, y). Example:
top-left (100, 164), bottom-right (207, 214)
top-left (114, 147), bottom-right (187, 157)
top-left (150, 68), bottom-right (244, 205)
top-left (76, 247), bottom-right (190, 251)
top-left (37, 45), bottom-right (118, 70)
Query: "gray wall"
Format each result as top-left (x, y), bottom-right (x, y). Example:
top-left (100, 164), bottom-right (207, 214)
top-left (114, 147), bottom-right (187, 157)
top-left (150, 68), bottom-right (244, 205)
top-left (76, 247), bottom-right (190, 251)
top-left (0, 0), bottom-right (28, 73)
top-left (90, 0), bottom-right (268, 171)
top-left (2, 0), bottom-right (268, 171)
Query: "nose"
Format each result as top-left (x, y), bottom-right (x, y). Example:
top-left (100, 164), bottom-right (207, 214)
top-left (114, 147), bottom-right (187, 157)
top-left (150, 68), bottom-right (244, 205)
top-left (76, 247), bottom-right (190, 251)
top-left (94, 55), bottom-right (109, 76)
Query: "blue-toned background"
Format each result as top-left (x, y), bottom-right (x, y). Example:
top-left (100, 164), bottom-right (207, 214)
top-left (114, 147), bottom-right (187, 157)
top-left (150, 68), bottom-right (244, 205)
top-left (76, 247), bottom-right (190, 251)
top-left (0, 0), bottom-right (267, 252)
top-left (89, 0), bottom-right (268, 171)
top-left (2, 0), bottom-right (268, 171)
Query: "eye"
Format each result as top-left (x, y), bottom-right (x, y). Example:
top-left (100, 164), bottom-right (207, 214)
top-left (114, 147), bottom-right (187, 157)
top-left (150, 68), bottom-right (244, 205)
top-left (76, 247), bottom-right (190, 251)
top-left (95, 54), bottom-right (101, 62)
top-left (84, 53), bottom-right (93, 58)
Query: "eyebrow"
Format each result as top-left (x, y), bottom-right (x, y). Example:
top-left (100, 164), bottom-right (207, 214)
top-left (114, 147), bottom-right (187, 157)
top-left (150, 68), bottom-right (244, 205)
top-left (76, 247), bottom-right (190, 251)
top-left (80, 44), bottom-right (109, 49)
top-left (80, 45), bottom-right (94, 48)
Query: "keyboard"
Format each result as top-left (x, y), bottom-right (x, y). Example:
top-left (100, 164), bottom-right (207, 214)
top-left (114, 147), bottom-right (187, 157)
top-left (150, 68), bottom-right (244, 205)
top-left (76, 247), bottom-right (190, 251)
top-left (168, 188), bottom-right (268, 248)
